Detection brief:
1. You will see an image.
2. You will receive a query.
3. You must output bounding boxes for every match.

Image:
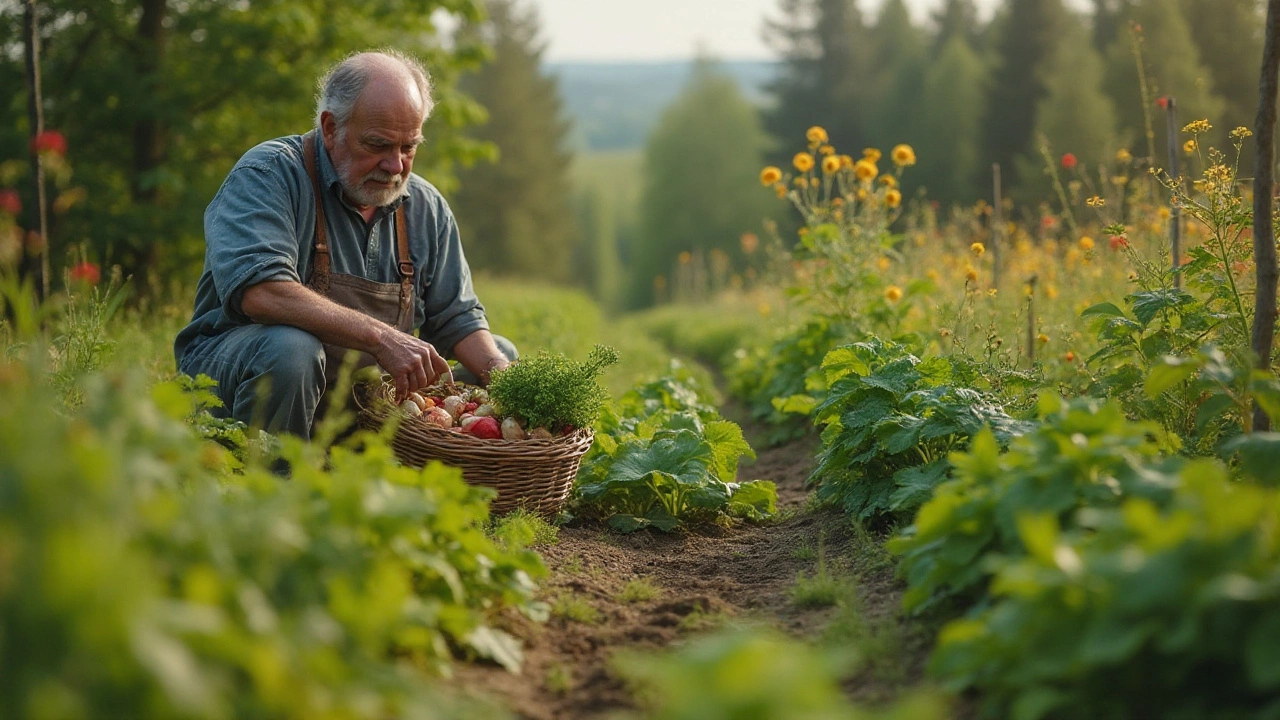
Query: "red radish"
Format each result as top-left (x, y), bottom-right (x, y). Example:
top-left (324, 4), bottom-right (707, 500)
top-left (422, 406), bottom-right (453, 428)
top-left (464, 402), bottom-right (478, 413)
top-left (467, 417), bottom-right (502, 439)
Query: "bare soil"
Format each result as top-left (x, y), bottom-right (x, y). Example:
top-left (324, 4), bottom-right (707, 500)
top-left (454, 416), bottom-right (931, 719)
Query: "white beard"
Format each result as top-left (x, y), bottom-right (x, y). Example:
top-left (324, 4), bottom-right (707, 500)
top-left (335, 154), bottom-right (406, 208)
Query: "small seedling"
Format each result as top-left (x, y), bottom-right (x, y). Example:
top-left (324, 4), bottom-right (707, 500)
top-left (619, 577), bottom-right (661, 603)
top-left (560, 554), bottom-right (585, 574)
top-left (790, 542), bottom-right (818, 561)
top-left (791, 539), bottom-right (848, 608)
top-left (551, 592), bottom-right (600, 624)
top-left (545, 663), bottom-right (574, 695)
top-left (490, 507), bottom-right (560, 550)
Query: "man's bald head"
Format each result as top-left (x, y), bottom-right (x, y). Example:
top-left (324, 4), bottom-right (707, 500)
top-left (315, 50), bottom-right (433, 133)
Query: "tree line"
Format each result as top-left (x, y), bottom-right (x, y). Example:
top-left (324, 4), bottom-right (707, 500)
top-left (0, 0), bottom-right (1269, 311)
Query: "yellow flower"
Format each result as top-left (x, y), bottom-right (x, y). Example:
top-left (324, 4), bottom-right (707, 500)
top-left (760, 166), bottom-right (782, 186)
top-left (1086, 196), bottom-right (1105, 208)
top-left (1184, 139), bottom-right (1197, 153)
top-left (822, 155), bottom-right (842, 174)
top-left (1231, 127), bottom-right (1253, 140)
top-left (885, 188), bottom-right (902, 208)
top-left (678, 251), bottom-right (692, 265)
top-left (965, 266), bottom-right (979, 282)
top-left (879, 175), bottom-right (897, 188)
top-left (1037, 333), bottom-right (1050, 344)
top-left (1046, 285), bottom-right (1059, 300)
top-left (793, 152), bottom-right (815, 173)
top-left (819, 144), bottom-right (836, 156)
top-left (1078, 236), bottom-right (1095, 251)
top-left (987, 288), bottom-right (998, 297)
top-left (1158, 206), bottom-right (1171, 220)
top-left (1182, 119), bottom-right (1212, 134)
top-left (884, 285), bottom-right (903, 302)
top-left (806, 126), bottom-right (829, 146)
top-left (926, 269), bottom-right (940, 282)
top-left (863, 148), bottom-right (882, 163)
top-left (854, 159), bottom-right (879, 182)
top-left (971, 242), bottom-right (985, 257)
top-left (774, 184), bottom-right (787, 199)
top-left (794, 176), bottom-right (809, 188)
top-left (891, 144), bottom-right (916, 167)
top-left (857, 188), bottom-right (869, 201)
top-left (839, 154), bottom-right (855, 169)
top-left (1116, 148), bottom-right (1132, 163)
top-left (877, 256), bottom-right (891, 271)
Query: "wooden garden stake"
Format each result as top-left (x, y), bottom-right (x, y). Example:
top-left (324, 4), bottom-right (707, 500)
top-left (1252, 0), bottom-right (1280, 432)
top-left (23, 0), bottom-right (48, 302)
top-left (1164, 96), bottom-right (1182, 289)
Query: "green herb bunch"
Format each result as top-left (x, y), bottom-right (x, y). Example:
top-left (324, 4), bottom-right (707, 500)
top-left (488, 344), bottom-right (620, 432)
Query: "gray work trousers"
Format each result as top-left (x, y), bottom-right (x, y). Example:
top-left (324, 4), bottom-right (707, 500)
top-left (178, 325), bottom-right (518, 439)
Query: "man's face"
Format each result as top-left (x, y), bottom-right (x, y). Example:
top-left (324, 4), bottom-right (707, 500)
top-left (322, 77), bottom-right (426, 210)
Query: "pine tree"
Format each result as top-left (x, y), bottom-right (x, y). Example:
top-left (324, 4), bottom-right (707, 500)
top-left (1103, 0), bottom-right (1225, 163)
top-left (1091, 0), bottom-right (1136, 53)
top-left (913, 36), bottom-right (988, 204)
top-left (633, 60), bottom-right (772, 307)
top-left (451, 0), bottom-right (577, 282)
top-left (763, 0), bottom-right (871, 154)
top-left (982, 0), bottom-right (1071, 191)
top-left (865, 0), bottom-right (927, 154)
top-left (1179, 0), bottom-right (1265, 130)
top-left (1015, 14), bottom-right (1120, 196)
top-left (931, 0), bottom-right (981, 56)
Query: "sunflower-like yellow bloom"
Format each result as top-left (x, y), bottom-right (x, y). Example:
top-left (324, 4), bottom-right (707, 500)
top-left (863, 148), bottom-right (882, 163)
top-left (819, 144), bottom-right (836, 156)
top-left (965, 266), bottom-right (979, 282)
top-left (854, 159), bottom-right (879, 182)
top-left (891, 144), bottom-right (916, 167)
top-left (760, 166), bottom-right (782, 186)
top-left (807, 126), bottom-right (829, 146)
top-left (971, 242), bottom-right (985, 257)
top-left (885, 188), bottom-right (902, 208)
top-left (1184, 139), bottom-right (1197, 153)
top-left (1078, 236), bottom-right (1095, 251)
top-left (822, 155), bottom-right (842, 174)
top-left (793, 153), bottom-right (815, 173)
top-left (1182, 119), bottom-right (1212, 134)
top-left (1116, 148), bottom-right (1132, 163)
top-left (879, 175), bottom-right (897, 188)
top-left (1037, 333), bottom-right (1050, 344)
top-left (884, 285), bottom-right (903, 302)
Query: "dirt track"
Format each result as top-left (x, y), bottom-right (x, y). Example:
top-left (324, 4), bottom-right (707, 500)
top-left (455, 420), bottom-right (928, 718)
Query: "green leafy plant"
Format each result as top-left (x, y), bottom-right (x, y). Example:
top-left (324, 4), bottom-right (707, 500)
top-left (931, 461), bottom-right (1280, 720)
top-left (487, 344), bottom-right (619, 432)
top-left (0, 359), bottom-right (539, 719)
top-left (574, 374), bottom-right (775, 531)
top-left (809, 338), bottom-right (1032, 520)
top-left (889, 395), bottom-right (1180, 614)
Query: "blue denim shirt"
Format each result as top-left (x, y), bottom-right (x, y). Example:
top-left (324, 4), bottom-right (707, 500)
top-left (174, 134), bottom-right (488, 365)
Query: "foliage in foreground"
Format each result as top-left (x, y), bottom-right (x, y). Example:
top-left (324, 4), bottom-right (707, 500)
top-left (574, 372), bottom-right (776, 531)
top-left (614, 630), bottom-right (948, 720)
top-left (932, 461), bottom-right (1280, 720)
top-left (808, 338), bottom-right (1033, 521)
top-left (0, 360), bottom-right (536, 719)
top-left (889, 395), bottom-right (1179, 613)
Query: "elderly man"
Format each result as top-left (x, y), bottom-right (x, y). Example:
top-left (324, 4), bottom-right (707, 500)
top-left (174, 50), bottom-right (514, 438)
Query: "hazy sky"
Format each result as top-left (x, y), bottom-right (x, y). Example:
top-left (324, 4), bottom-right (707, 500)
top-left (533, 0), bottom-right (1086, 62)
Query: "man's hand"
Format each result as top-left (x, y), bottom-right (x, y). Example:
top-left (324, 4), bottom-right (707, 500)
top-left (371, 327), bottom-right (453, 403)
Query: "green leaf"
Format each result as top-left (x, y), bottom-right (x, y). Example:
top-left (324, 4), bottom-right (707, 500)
top-left (771, 394), bottom-right (818, 415)
top-left (608, 514), bottom-right (649, 532)
top-left (465, 626), bottom-right (524, 673)
top-left (728, 480), bottom-right (778, 520)
top-left (703, 420), bottom-right (755, 483)
top-left (605, 430), bottom-right (712, 488)
top-left (1080, 302), bottom-right (1126, 318)
top-left (1247, 612), bottom-right (1280, 688)
top-left (644, 506), bottom-right (681, 532)
top-left (1129, 289), bottom-right (1196, 327)
top-left (1223, 433), bottom-right (1280, 487)
top-left (1015, 513), bottom-right (1058, 565)
top-left (1144, 357), bottom-right (1201, 397)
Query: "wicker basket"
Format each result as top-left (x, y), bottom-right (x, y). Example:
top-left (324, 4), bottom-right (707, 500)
top-left (356, 384), bottom-right (594, 516)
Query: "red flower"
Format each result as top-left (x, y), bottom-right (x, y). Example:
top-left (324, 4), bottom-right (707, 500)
top-left (1109, 235), bottom-right (1129, 251)
top-left (69, 261), bottom-right (100, 286)
top-left (31, 130), bottom-right (67, 157)
top-left (1060, 153), bottom-right (1078, 170)
top-left (0, 189), bottom-right (20, 217)
top-left (1156, 96), bottom-right (1169, 110)
top-left (1041, 215), bottom-right (1057, 230)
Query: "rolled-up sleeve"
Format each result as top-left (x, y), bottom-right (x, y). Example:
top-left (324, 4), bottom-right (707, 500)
top-left (206, 166), bottom-right (302, 323)
top-left (419, 195), bottom-right (488, 353)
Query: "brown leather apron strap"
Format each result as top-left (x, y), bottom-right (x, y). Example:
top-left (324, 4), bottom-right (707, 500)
top-left (395, 205), bottom-right (414, 315)
top-left (301, 131), bottom-right (331, 294)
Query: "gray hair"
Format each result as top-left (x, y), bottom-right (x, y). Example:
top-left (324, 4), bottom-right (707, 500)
top-left (315, 50), bottom-right (434, 131)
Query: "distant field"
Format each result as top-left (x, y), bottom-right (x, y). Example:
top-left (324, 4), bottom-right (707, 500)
top-left (571, 148), bottom-right (643, 222)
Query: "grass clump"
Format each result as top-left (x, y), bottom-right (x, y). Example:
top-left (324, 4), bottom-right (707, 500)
top-left (491, 508), bottom-right (560, 550)
top-left (619, 577), bottom-right (661, 603)
top-left (551, 592), bottom-right (601, 624)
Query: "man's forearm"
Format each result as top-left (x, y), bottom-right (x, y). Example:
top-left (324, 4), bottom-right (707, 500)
top-left (453, 329), bottom-right (509, 385)
top-left (240, 280), bottom-right (389, 353)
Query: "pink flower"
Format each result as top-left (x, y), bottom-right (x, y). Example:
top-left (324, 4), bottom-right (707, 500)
top-left (69, 261), bottom-right (100, 286)
top-left (31, 130), bottom-right (67, 157)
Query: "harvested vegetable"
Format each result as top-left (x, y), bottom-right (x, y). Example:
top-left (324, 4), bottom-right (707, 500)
top-left (422, 406), bottom-right (453, 428)
top-left (467, 417), bottom-right (502, 439)
top-left (529, 427), bottom-right (553, 440)
top-left (487, 345), bottom-right (619, 433)
top-left (501, 417), bottom-right (526, 440)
